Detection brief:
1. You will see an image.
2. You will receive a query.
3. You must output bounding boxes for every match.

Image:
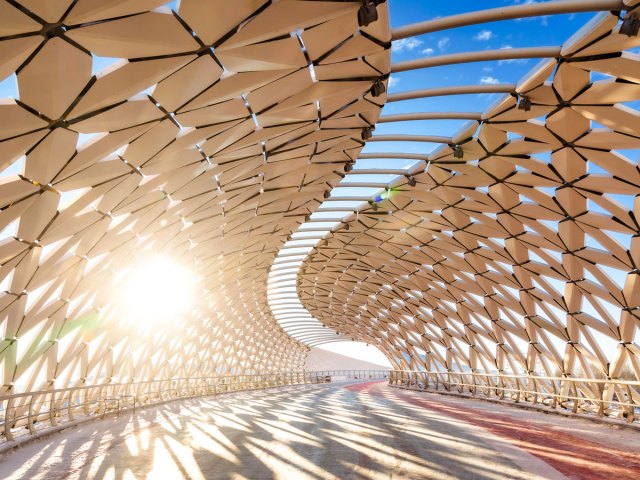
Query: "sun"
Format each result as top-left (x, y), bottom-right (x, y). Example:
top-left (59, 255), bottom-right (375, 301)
top-left (114, 254), bottom-right (199, 326)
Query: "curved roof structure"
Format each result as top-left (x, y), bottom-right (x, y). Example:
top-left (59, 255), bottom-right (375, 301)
top-left (279, 1), bottom-right (640, 387)
top-left (0, 0), bottom-right (639, 420)
top-left (0, 0), bottom-right (390, 393)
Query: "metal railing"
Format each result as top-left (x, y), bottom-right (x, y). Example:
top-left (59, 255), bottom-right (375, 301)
top-left (0, 370), bottom-right (389, 446)
top-left (389, 370), bottom-right (640, 424)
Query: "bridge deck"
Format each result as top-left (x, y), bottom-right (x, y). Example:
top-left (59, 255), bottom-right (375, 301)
top-left (1, 381), bottom-right (638, 479)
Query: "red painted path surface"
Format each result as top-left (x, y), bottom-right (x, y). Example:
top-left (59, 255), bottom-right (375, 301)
top-left (345, 381), bottom-right (640, 480)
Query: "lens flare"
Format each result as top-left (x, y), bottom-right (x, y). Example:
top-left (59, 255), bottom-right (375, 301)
top-left (115, 255), bottom-right (198, 326)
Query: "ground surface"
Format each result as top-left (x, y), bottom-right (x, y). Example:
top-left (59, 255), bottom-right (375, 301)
top-left (0, 381), bottom-right (638, 479)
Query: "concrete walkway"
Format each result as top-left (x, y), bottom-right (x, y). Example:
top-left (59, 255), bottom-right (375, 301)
top-left (0, 381), bottom-right (637, 479)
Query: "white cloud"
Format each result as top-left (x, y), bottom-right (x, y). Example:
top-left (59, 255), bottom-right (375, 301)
top-left (437, 37), bottom-right (450, 51)
top-left (388, 76), bottom-right (400, 87)
top-left (474, 30), bottom-right (493, 41)
top-left (392, 38), bottom-right (423, 53)
top-left (421, 47), bottom-right (434, 56)
top-left (480, 76), bottom-right (500, 85)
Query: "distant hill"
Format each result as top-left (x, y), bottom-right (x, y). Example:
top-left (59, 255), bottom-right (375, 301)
top-left (306, 347), bottom-right (391, 371)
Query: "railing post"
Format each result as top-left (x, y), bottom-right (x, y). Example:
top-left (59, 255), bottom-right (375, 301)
top-left (27, 395), bottom-right (36, 435)
top-left (597, 383), bottom-right (605, 418)
top-left (49, 391), bottom-right (58, 427)
top-left (4, 397), bottom-right (15, 442)
top-left (624, 384), bottom-right (635, 423)
top-left (82, 388), bottom-right (89, 415)
top-left (531, 377), bottom-right (538, 405)
top-left (551, 379), bottom-right (558, 409)
top-left (67, 391), bottom-right (74, 422)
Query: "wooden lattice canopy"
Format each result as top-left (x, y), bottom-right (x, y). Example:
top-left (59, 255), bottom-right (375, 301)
top-left (0, 0), bottom-right (639, 398)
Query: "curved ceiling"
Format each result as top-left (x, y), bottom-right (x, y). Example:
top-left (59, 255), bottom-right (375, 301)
top-left (0, 0), bottom-right (639, 397)
top-left (275, 1), bottom-right (640, 382)
top-left (0, 0), bottom-right (390, 393)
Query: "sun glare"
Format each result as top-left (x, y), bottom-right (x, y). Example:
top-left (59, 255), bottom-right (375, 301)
top-left (115, 255), bottom-right (198, 325)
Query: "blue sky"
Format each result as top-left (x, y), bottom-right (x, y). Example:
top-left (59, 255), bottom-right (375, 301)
top-left (368, 0), bottom-right (599, 156)
top-left (376, 0), bottom-right (637, 262)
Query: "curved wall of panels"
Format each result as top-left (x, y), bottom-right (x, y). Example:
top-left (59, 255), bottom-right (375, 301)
top-left (298, 8), bottom-right (640, 381)
top-left (0, 0), bottom-right (391, 394)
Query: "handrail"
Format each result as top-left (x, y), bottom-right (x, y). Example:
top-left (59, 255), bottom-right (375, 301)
top-left (0, 370), bottom-right (389, 446)
top-left (388, 370), bottom-right (640, 425)
top-left (389, 369), bottom-right (640, 386)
